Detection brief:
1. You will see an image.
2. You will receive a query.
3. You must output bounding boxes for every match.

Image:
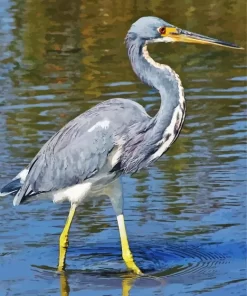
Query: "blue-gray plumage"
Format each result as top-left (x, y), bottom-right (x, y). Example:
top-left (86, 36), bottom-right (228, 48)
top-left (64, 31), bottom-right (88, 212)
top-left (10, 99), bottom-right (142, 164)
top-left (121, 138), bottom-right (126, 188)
top-left (0, 16), bottom-right (241, 274)
top-left (13, 99), bottom-right (151, 205)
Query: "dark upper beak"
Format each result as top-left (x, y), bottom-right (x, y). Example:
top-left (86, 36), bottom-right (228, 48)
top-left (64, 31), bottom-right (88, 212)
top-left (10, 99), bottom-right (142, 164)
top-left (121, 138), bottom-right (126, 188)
top-left (162, 27), bottom-right (243, 50)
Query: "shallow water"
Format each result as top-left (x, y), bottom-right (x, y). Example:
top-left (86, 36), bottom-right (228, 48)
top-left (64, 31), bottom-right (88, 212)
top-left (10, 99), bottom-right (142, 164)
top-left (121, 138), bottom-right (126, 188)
top-left (0, 0), bottom-right (246, 295)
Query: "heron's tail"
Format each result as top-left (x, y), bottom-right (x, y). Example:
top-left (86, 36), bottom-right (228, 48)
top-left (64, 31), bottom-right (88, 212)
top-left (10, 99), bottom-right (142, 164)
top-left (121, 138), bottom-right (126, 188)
top-left (0, 178), bottom-right (22, 197)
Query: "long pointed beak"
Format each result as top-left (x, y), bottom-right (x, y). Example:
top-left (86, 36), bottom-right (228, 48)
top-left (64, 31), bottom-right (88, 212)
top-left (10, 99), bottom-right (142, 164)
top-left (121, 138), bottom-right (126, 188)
top-left (162, 27), bottom-right (243, 50)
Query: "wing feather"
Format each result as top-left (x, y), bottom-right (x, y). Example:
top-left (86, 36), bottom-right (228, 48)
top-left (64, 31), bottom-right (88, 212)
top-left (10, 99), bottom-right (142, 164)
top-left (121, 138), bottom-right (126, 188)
top-left (13, 98), bottom-right (151, 205)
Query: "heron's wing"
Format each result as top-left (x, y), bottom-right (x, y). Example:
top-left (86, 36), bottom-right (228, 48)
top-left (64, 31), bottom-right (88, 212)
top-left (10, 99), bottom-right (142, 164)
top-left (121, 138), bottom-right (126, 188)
top-left (13, 98), bottom-right (150, 205)
top-left (14, 120), bottom-right (115, 205)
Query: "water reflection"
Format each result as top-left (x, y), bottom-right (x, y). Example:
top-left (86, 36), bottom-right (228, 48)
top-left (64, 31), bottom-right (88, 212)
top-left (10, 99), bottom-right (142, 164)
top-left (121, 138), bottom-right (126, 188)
top-left (60, 272), bottom-right (70, 296)
top-left (59, 272), bottom-right (141, 296)
top-left (0, 0), bottom-right (246, 295)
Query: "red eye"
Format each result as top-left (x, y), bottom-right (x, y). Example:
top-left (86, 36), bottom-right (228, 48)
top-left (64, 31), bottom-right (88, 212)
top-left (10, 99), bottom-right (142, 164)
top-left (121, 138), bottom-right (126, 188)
top-left (159, 27), bottom-right (166, 34)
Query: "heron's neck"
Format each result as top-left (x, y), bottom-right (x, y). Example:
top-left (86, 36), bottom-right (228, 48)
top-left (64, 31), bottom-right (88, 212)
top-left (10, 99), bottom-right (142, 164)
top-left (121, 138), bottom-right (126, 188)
top-left (126, 38), bottom-right (185, 132)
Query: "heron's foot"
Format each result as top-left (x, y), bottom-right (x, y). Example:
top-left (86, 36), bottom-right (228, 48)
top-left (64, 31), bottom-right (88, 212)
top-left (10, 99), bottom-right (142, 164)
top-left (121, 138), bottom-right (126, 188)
top-left (123, 252), bottom-right (143, 275)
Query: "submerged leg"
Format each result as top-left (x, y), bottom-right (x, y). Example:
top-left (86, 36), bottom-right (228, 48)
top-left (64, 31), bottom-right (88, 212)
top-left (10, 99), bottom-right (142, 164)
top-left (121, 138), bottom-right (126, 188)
top-left (58, 204), bottom-right (77, 271)
top-left (108, 179), bottom-right (142, 275)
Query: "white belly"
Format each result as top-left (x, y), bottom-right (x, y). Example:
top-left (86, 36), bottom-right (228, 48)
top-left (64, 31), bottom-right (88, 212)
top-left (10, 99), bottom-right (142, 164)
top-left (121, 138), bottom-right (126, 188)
top-left (53, 182), bottom-right (92, 204)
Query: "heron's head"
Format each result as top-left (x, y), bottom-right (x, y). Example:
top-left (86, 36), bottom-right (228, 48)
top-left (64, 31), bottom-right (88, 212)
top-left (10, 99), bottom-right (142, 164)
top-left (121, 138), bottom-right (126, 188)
top-left (127, 16), bottom-right (243, 49)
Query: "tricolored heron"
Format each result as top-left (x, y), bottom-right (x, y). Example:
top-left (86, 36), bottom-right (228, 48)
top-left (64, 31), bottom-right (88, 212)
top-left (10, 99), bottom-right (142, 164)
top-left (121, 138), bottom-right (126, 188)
top-left (0, 16), bottom-right (242, 275)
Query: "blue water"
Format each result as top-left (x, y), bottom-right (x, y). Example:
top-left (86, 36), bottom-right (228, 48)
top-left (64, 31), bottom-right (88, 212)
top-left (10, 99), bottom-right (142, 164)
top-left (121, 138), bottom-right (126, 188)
top-left (0, 0), bottom-right (246, 295)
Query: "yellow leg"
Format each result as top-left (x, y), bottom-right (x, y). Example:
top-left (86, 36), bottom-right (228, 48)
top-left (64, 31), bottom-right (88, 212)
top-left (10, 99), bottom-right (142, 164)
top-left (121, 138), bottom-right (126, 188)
top-left (117, 214), bottom-right (143, 275)
top-left (58, 204), bottom-right (77, 271)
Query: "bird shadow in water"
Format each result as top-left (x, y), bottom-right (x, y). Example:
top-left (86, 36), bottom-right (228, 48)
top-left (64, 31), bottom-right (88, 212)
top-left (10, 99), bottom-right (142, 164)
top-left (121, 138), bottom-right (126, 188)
top-left (32, 264), bottom-right (165, 296)
top-left (58, 271), bottom-right (165, 296)
top-left (59, 271), bottom-right (137, 296)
